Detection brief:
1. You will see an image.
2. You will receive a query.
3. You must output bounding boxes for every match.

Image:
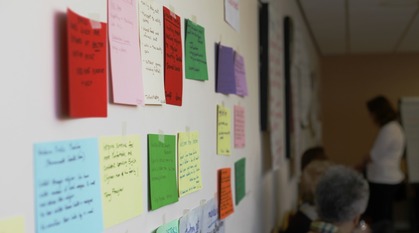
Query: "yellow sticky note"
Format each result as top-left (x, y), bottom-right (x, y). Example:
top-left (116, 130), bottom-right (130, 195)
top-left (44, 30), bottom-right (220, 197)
top-left (0, 216), bottom-right (25, 233)
top-left (178, 131), bottom-right (203, 197)
top-left (99, 135), bottom-right (143, 228)
top-left (217, 105), bottom-right (231, 155)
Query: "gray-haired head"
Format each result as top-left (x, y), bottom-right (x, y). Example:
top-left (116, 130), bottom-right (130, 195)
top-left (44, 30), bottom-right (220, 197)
top-left (315, 165), bottom-right (369, 224)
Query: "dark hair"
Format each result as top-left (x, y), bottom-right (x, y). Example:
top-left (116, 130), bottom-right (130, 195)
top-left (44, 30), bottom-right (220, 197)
top-left (366, 95), bottom-right (397, 126)
top-left (301, 146), bottom-right (327, 171)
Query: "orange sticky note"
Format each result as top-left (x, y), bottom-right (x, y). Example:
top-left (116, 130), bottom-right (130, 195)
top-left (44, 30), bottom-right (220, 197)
top-left (218, 168), bottom-right (234, 219)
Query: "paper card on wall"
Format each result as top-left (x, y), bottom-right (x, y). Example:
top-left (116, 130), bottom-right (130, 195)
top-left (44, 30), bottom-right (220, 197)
top-left (156, 219), bottom-right (179, 233)
top-left (218, 168), bottom-right (234, 219)
top-left (202, 198), bottom-right (218, 233)
top-left (234, 105), bottom-right (245, 148)
top-left (185, 19), bottom-right (208, 81)
top-left (214, 220), bottom-right (225, 233)
top-left (0, 216), bottom-right (25, 233)
top-left (202, 198), bottom-right (225, 233)
top-left (34, 138), bottom-right (103, 233)
top-left (216, 44), bottom-right (236, 94)
top-left (224, 0), bottom-right (240, 31)
top-left (67, 9), bottom-right (107, 117)
top-left (109, 0), bottom-right (144, 106)
top-left (163, 7), bottom-right (183, 106)
top-left (234, 158), bottom-right (246, 205)
top-left (179, 206), bottom-right (203, 233)
top-left (139, 0), bottom-right (165, 105)
top-left (234, 53), bottom-right (248, 96)
top-left (148, 134), bottom-right (178, 210)
top-left (178, 131), bottom-right (203, 197)
top-left (217, 105), bottom-right (231, 155)
top-left (99, 135), bottom-right (143, 228)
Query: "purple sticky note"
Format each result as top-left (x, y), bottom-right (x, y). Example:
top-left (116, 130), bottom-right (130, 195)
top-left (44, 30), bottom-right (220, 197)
top-left (217, 44), bottom-right (236, 94)
top-left (234, 53), bottom-right (248, 96)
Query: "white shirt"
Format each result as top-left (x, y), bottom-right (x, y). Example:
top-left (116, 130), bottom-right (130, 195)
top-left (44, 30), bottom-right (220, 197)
top-left (367, 121), bottom-right (405, 184)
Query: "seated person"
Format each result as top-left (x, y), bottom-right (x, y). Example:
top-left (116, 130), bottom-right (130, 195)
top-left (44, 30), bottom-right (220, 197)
top-left (310, 165), bottom-right (369, 233)
top-left (284, 160), bottom-right (333, 233)
top-left (300, 146), bottom-right (328, 171)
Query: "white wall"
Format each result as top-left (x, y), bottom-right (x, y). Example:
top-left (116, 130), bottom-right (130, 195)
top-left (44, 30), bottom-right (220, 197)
top-left (0, 0), bottom-right (264, 232)
top-left (0, 0), bottom-right (320, 232)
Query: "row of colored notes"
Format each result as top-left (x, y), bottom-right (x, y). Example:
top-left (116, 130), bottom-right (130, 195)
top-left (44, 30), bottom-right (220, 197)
top-left (7, 132), bottom-right (246, 233)
top-left (33, 132), bottom-right (204, 233)
top-left (216, 44), bottom-right (248, 96)
top-left (217, 104), bottom-right (246, 156)
top-left (1, 156), bottom-right (245, 233)
top-left (68, 1), bottom-right (247, 118)
top-left (218, 158), bottom-right (246, 220)
top-left (34, 136), bottom-right (141, 233)
top-left (148, 132), bottom-right (203, 210)
top-left (156, 198), bottom-right (225, 233)
top-left (156, 158), bottom-right (246, 233)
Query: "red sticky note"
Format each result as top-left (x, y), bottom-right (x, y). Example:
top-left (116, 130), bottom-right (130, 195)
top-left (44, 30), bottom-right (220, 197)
top-left (67, 9), bottom-right (107, 117)
top-left (218, 168), bottom-right (234, 219)
top-left (163, 7), bottom-right (183, 106)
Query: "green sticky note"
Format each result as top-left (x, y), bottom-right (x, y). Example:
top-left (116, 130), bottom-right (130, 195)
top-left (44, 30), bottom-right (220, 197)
top-left (235, 158), bottom-right (246, 205)
top-left (185, 19), bottom-right (208, 81)
top-left (148, 134), bottom-right (178, 210)
top-left (156, 219), bottom-right (179, 233)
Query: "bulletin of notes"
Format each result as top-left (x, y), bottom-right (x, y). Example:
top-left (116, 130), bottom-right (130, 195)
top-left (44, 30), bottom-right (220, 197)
top-left (28, 3), bottom-right (255, 232)
top-left (185, 19), bottom-right (208, 81)
top-left (148, 134), bottom-right (178, 210)
top-left (218, 168), bottom-right (234, 219)
top-left (269, 11), bottom-right (285, 169)
top-left (217, 105), bottom-right (231, 155)
top-left (139, 0), bottom-right (166, 105)
top-left (163, 7), bottom-right (183, 106)
top-left (34, 138), bottom-right (103, 233)
top-left (67, 9), bottom-right (107, 117)
top-left (99, 135), bottom-right (143, 228)
top-left (178, 131), bottom-right (203, 197)
top-left (109, 0), bottom-right (144, 106)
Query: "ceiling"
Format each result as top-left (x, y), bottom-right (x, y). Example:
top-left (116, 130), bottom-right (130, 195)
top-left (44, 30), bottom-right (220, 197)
top-left (298, 0), bottom-right (419, 55)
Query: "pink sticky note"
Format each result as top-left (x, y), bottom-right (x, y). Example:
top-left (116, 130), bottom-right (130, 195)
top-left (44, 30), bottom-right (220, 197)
top-left (234, 105), bottom-right (245, 148)
top-left (109, 0), bottom-right (144, 105)
top-left (234, 53), bottom-right (248, 97)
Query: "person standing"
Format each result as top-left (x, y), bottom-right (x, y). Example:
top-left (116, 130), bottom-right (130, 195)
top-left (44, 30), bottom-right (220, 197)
top-left (359, 95), bottom-right (405, 226)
